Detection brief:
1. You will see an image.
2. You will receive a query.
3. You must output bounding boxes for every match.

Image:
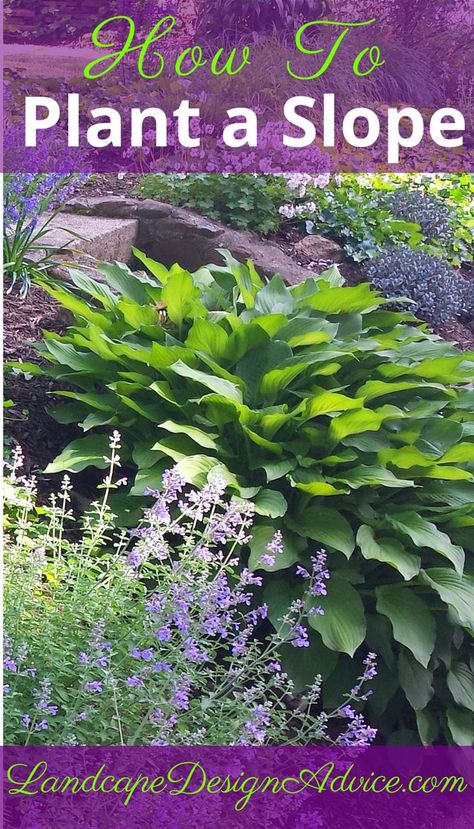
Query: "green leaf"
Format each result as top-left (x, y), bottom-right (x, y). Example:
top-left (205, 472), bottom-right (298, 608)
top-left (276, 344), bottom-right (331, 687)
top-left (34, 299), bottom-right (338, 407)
top-left (157, 420), bottom-right (218, 450)
top-left (386, 512), bottom-right (465, 575)
top-left (308, 575), bottom-right (366, 657)
top-left (254, 275), bottom-right (294, 316)
top-left (170, 360), bottom-right (243, 403)
top-left (376, 584), bottom-right (436, 667)
top-left (44, 435), bottom-right (111, 474)
top-left (416, 710), bottom-right (439, 746)
top-left (301, 392), bottom-right (364, 420)
top-left (419, 569), bottom-right (474, 629)
top-left (217, 249), bottom-right (262, 309)
top-left (253, 490), bottom-right (287, 518)
top-left (279, 317), bottom-right (336, 348)
top-left (447, 664), bottom-right (474, 710)
top-left (332, 465), bottom-right (414, 489)
top-left (357, 526), bottom-right (420, 581)
top-left (415, 420), bottom-right (464, 459)
top-left (441, 443), bottom-right (474, 464)
top-left (318, 263), bottom-right (345, 287)
top-left (398, 648), bottom-right (434, 711)
top-left (447, 707), bottom-right (474, 746)
top-left (99, 261), bottom-right (150, 305)
top-left (162, 271), bottom-right (206, 331)
top-left (289, 470), bottom-right (349, 497)
top-left (174, 455), bottom-right (238, 489)
top-left (287, 505), bottom-right (355, 557)
top-left (248, 525), bottom-right (300, 572)
top-left (307, 283), bottom-right (381, 314)
top-left (262, 459), bottom-right (297, 482)
top-left (43, 341), bottom-right (106, 374)
top-left (132, 248), bottom-right (170, 283)
top-left (185, 318), bottom-right (228, 361)
top-left (329, 409), bottom-right (385, 444)
top-left (260, 363), bottom-right (309, 398)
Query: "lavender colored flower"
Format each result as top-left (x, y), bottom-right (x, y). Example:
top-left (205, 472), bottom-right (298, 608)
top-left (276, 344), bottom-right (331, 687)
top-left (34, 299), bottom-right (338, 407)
top-left (126, 676), bottom-right (144, 688)
top-left (84, 681), bottom-right (103, 694)
top-left (291, 624), bottom-right (310, 649)
top-left (153, 661), bottom-right (172, 673)
top-left (155, 626), bottom-right (172, 642)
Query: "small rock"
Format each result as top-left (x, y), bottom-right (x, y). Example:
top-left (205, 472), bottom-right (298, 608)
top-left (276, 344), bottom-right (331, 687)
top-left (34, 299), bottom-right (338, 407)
top-left (295, 235), bottom-right (345, 263)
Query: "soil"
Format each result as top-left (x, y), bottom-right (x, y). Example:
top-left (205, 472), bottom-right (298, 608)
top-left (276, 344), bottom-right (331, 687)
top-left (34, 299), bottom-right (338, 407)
top-left (3, 283), bottom-right (81, 501)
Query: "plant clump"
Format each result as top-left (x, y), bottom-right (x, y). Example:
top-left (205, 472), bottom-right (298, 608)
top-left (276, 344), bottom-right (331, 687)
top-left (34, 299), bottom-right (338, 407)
top-left (365, 247), bottom-right (466, 324)
top-left (386, 189), bottom-right (454, 245)
top-left (3, 438), bottom-right (377, 747)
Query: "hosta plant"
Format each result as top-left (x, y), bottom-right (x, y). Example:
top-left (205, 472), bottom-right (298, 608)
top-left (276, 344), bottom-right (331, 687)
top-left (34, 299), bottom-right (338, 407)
top-left (19, 251), bottom-right (474, 744)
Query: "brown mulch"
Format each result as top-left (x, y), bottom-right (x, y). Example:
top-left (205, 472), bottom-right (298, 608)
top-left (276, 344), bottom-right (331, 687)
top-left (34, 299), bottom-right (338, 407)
top-left (3, 283), bottom-right (79, 484)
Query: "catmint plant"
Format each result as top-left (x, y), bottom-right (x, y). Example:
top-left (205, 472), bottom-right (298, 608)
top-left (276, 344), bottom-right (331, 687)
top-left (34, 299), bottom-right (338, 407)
top-left (3, 435), bottom-right (377, 747)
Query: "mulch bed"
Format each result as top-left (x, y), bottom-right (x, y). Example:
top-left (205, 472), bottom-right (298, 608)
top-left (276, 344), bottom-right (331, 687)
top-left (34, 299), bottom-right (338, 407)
top-left (3, 283), bottom-right (81, 500)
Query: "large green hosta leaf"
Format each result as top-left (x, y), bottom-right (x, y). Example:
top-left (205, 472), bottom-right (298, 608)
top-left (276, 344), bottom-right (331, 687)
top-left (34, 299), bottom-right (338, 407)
top-left (357, 526), bottom-right (420, 581)
top-left (419, 569), bottom-right (474, 628)
top-left (376, 585), bottom-right (436, 668)
top-left (44, 435), bottom-right (112, 474)
top-left (385, 512), bottom-right (465, 575)
top-left (307, 575), bottom-right (366, 657)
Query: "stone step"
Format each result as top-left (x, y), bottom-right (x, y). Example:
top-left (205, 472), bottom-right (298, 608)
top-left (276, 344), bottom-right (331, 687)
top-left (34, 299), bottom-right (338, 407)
top-left (36, 213), bottom-right (139, 268)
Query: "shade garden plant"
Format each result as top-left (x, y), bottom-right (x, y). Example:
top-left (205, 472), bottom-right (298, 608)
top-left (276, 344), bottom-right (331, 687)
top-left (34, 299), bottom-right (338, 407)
top-left (14, 249), bottom-right (474, 747)
top-left (3, 439), bottom-right (377, 747)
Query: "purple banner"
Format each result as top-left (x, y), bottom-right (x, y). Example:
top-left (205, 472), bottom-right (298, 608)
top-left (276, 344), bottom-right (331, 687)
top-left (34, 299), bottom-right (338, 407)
top-left (3, 1), bottom-right (473, 173)
top-left (2, 746), bottom-right (474, 828)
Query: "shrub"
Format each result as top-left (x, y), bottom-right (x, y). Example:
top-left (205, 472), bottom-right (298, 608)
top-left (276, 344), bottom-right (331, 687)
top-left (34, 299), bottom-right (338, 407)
top-left (138, 174), bottom-right (290, 235)
top-left (365, 248), bottom-right (465, 324)
top-left (19, 252), bottom-right (474, 745)
top-left (386, 190), bottom-right (454, 245)
top-left (3, 439), bottom-right (377, 746)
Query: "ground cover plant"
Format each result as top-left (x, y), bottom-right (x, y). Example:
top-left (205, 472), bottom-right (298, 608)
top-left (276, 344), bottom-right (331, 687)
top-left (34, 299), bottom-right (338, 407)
top-left (14, 250), bottom-right (474, 745)
top-left (3, 439), bottom-right (378, 746)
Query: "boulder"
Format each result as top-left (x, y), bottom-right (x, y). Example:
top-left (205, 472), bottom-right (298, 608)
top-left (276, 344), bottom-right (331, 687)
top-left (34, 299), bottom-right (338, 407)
top-left (64, 196), bottom-right (313, 285)
top-left (294, 234), bottom-right (346, 264)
